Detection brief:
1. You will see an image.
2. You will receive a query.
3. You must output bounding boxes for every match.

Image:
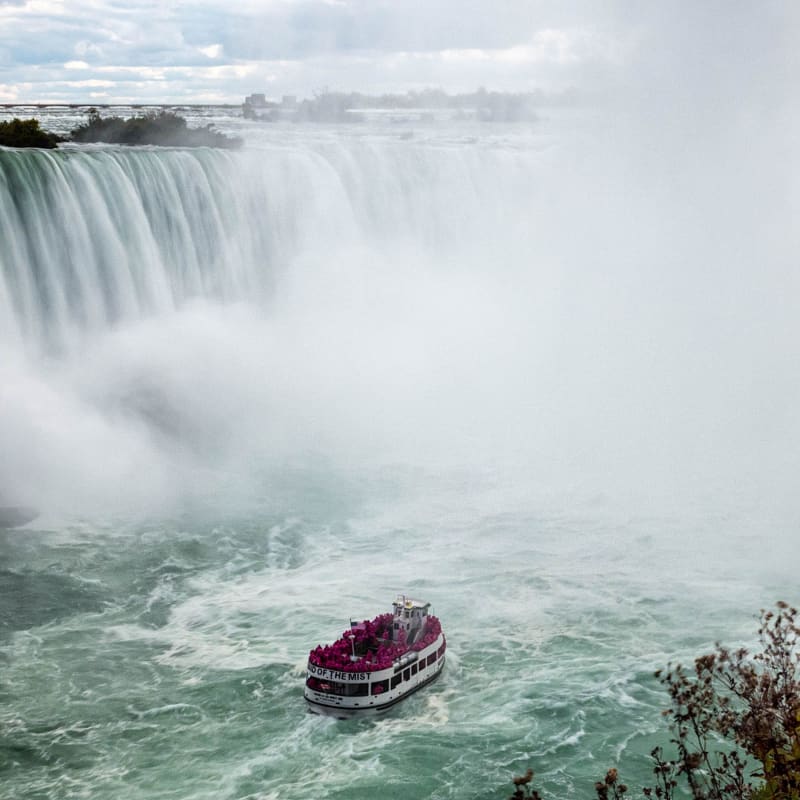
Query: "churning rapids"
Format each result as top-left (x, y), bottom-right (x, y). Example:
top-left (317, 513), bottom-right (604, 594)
top-left (0, 109), bottom-right (797, 800)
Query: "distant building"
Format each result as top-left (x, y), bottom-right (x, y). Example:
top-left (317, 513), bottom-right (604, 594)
top-left (243, 93), bottom-right (277, 119)
top-left (245, 93), bottom-right (267, 108)
top-left (242, 93), bottom-right (299, 121)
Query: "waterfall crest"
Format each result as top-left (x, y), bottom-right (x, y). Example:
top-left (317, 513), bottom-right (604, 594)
top-left (0, 140), bottom-right (533, 352)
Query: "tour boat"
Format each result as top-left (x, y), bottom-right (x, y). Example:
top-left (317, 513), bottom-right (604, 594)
top-left (304, 596), bottom-right (446, 717)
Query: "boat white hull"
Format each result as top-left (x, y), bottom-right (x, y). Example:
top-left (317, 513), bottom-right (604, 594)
top-left (304, 630), bottom-right (446, 718)
top-left (305, 654), bottom-right (445, 718)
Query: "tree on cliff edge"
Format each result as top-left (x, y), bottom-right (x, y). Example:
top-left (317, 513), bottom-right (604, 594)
top-left (0, 118), bottom-right (62, 148)
top-left (509, 603), bottom-right (800, 800)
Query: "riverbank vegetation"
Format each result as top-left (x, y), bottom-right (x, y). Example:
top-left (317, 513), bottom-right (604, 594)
top-left (69, 109), bottom-right (241, 147)
top-left (1, 110), bottom-right (241, 148)
top-left (0, 118), bottom-right (62, 148)
top-left (508, 603), bottom-right (800, 800)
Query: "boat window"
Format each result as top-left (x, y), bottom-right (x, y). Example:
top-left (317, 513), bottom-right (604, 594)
top-left (437, 643), bottom-right (446, 658)
top-left (426, 653), bottom-right (436, 667)
top-left (371, 679), bottom-right (389, 695)
top-left (391, 674), bottom-right (402, 689)
top-left (411, 663), bottom-right (418, 676)
top-left (403, 668), bottom-right (410, 682)
top-left (309, 679), bottom-right (368, 697)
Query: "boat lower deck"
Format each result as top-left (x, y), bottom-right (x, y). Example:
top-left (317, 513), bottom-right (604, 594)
top-left (305, 655), bottom-right (445, 718)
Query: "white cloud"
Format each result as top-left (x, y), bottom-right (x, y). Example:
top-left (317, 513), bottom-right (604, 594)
top-left (440, 49), bottom-right (490, 65)
top-left (66, 78), bottom-right (115, 87)
top-left (74, 40), bottom-right (105, 58)
top-left (95, 62), bottom-right (258, 81)
top-left (27, 0), bottom-right (64, 11)
top-left (199, 43), bottom-right (223, 59)
top-left (493, 28), bottom-right (632, 67)
top-left (64, 59), bottom-right (89, 69)
top-left (0, 0), bottom-right (64, 14)
top-left (0, 83), bottom-right (19, 102)
top-left (98, 65), bottom-right (168, 81)
top-left (438, 29), bottom-right (607, 69)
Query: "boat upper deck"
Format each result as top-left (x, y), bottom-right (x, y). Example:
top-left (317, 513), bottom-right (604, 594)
top-left (308, 600), bottom-right (443, 674)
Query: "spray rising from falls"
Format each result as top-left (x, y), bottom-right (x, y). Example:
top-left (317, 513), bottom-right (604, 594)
top-left (2, 125), bottom-right (796, 519)
top-left (0, 136), bottom-right (548, 514)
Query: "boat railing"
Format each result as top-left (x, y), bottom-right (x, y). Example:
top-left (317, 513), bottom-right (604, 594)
top-left (393, 651), bottom-right (419, 673)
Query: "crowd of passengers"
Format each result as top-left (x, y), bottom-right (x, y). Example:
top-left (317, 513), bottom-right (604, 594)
top-left (308, 614), bottom-right (443, 672)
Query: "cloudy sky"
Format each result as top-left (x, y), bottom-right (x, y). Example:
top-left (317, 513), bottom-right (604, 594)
top-left (0, 0), bottom-right (796, 105)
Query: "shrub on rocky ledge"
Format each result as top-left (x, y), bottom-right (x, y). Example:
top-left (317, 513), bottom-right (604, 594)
top-left (0, 118), bottom-right (62, 149)
top-left (69, 109), bottom-right (241, 148)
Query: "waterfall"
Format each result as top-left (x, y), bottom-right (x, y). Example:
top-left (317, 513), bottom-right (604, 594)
top-left (0, 135), bottom-right (544, 512)
top-left (0, 140), bottom-right (535, 354)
